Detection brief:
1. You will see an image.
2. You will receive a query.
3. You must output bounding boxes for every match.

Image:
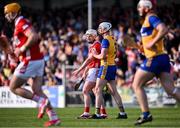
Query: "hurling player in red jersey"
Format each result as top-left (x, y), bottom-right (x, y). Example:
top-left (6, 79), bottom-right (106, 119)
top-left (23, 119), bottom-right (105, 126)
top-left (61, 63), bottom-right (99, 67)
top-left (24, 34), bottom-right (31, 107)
top-left (4, 3), bottom-right (60, 127)
top-left (73, 29), bottom-right (108, 119)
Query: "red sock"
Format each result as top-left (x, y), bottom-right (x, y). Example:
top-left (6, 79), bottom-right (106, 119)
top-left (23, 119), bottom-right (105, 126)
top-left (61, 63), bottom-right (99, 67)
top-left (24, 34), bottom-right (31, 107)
top-left (84, 107), bottom-right (90, 113)
top-left (101, 108), bottom-right (107, 114)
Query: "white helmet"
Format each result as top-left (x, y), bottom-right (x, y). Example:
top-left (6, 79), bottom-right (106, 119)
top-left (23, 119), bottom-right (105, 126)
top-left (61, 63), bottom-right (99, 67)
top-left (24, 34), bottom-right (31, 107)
top-left (98, 22), bottom-right (112, 34)
top-left (85, 29), bottom-right (97, 36)
top-left (138, 0), bottom-right (152, 9)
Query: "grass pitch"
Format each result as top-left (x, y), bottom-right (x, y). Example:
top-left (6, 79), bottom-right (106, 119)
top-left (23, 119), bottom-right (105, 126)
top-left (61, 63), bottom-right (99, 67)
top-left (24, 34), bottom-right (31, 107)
top-left (0, 107), bottom-right (179, 127)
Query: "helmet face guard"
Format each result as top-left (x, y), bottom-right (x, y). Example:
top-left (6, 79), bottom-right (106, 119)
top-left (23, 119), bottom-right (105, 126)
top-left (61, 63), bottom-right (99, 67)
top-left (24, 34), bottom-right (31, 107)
top-left (84, 29), bottom-right (97, 42)
top-left (98, 22), bottom-right (112, 35)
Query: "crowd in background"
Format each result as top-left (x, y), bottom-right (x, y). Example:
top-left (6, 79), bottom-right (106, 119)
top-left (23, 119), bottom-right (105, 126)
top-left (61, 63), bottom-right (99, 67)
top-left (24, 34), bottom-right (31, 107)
top-left (0, 3), bottom-right (179, 91)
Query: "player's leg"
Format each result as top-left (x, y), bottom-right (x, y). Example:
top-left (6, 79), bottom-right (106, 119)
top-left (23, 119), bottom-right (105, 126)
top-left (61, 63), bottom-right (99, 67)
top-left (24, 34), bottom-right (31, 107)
top-left (78, 81), bottom-right (95, 119)
top-left (31, 76), bottom-right (52, 118)
top-left (108, 80), bottom-right (127, 119)
top-left (83, 82), bottom-right (94, 115)
top-left (97, 88), bottom-right (108, 118)
top-left (132, 69), bottom-right (154, 113)
top-left (92, 86), bottom-right (108, 119)
top-left (29, 60), bottom-right (51, 118)
top-left (31, 76), bottom-right (49, 119)
top-left (94, 68), bottom-right (108, 118)
top-left (159, 72), bottom-right (180, 102)
top-left (158, 54), bottom-right (180, 101)
top-left (100, 99), bottom-right (107, 118)
top-left (132, 69), bottom-right (154, 125)
top-left (35, 60), bottom-right (60, 126)
top-left (91, 78), bottom-right (107, 119)
top-left (31, 76), bottom-right (60, 126)
top-left (9, 75), bottom-right (33, 99)
top-left (9, 60), bottom-right (37, 99)
top-left (95, 78), bottom-right (107, 114)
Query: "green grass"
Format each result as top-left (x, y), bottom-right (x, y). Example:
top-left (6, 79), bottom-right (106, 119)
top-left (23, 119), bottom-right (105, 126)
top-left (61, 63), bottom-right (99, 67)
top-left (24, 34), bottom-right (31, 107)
top-left (0, 107), bottom-right (180, 127)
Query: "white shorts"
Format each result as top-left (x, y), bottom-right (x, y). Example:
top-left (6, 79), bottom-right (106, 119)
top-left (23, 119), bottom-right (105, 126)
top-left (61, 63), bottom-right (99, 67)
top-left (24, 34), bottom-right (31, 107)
top-left (85, 68), bottom-right (99, 82)
top-left (14, 59), bottom-right (44, 80)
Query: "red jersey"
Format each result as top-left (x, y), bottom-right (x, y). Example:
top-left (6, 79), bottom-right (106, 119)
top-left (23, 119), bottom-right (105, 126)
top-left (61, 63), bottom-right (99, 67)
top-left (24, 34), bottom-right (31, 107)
top-left (88, 41), bottom-right (101, 68)
top-left (14, 16), bottom-right (43, 61)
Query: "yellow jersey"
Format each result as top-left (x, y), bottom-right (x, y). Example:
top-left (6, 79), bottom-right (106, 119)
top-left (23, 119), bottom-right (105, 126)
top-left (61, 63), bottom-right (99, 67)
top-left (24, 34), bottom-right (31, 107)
top-left (141, 14), bottom-right (166, 58)
top-left (101, 35), bottom-right (116, 66)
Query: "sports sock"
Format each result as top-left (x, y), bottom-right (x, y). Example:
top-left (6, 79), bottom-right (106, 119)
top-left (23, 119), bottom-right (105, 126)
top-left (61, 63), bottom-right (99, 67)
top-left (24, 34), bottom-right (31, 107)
top-left (100, 108), bottom-right (107, 114)
top-left (142, 111), bottom-right (150, 118)
top-left (118, 105), bottom-right (125, 112)
top-left (46, 108), bottom-right (59, 121)
top-left (119, 112), bottom-right (126, 115)
top-left (84, 107), bottom-right (90, 113)
top-left (95, 108), bottom-right (100, 115)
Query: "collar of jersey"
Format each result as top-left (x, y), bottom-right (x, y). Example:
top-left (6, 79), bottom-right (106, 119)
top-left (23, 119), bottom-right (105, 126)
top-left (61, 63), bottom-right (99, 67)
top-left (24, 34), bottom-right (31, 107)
top-left (15, 16), bottom-right (24, 26)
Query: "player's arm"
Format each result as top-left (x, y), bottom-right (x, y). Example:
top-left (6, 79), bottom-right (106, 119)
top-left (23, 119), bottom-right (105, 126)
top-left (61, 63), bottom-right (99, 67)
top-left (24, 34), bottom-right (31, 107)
top-left (92, 39), bottom-right (108, 59)
top-left (136, 41), bottom-right (144, 53)
top-left (82, 67), bottom-right (89, 80)
top-left (73, 44), bottom-right (100, 75)
top-left (153, 23), bottom-right (168, 43)
top-left (146, 23), bottom-right (168, 49)
top-left (145, 16), bottom-right (168, 49)
top-left (93, 48), bottom-right (108, 59)
top-left (20, 27), bottom-right (39, 52)
top-left (72, 56), bottom-right (93, 76)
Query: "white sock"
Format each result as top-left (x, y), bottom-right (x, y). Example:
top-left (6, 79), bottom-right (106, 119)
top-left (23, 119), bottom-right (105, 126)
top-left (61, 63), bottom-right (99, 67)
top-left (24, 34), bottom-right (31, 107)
top-left (120, 112), bottom-right (126, 115)
top-left (83, 112), bottom-right (89, 115)
top-left (47, 109), bottom-right (58, 121)
top-left (96, 114), bottom-right (100, 117)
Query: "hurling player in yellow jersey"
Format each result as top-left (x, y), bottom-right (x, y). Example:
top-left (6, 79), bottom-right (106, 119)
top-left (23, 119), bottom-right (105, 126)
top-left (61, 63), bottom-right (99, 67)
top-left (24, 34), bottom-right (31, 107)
top-left (90, 22), bottom-right (127, 119)
top-left (133, 0), bottom-right (180, 125)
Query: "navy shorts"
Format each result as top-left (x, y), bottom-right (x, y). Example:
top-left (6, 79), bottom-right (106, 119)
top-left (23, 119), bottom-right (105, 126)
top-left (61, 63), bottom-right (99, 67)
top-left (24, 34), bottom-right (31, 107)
top-left (140, 54), bottom-right (170, 75)
top-left (97, 65), bottom-right (117, 80)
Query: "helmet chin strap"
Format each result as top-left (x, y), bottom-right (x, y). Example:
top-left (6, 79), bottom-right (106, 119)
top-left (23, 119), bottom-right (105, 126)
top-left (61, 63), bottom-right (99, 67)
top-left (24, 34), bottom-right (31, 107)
top-left (101, 30), bottom-right (110, 36)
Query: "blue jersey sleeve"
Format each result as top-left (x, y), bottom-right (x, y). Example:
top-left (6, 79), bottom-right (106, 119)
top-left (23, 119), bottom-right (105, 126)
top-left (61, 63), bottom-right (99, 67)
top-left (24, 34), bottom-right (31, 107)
top-left (149, 15), bottom-right (162, 28)
top-left (101, 39), bottom-right (109, 48)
